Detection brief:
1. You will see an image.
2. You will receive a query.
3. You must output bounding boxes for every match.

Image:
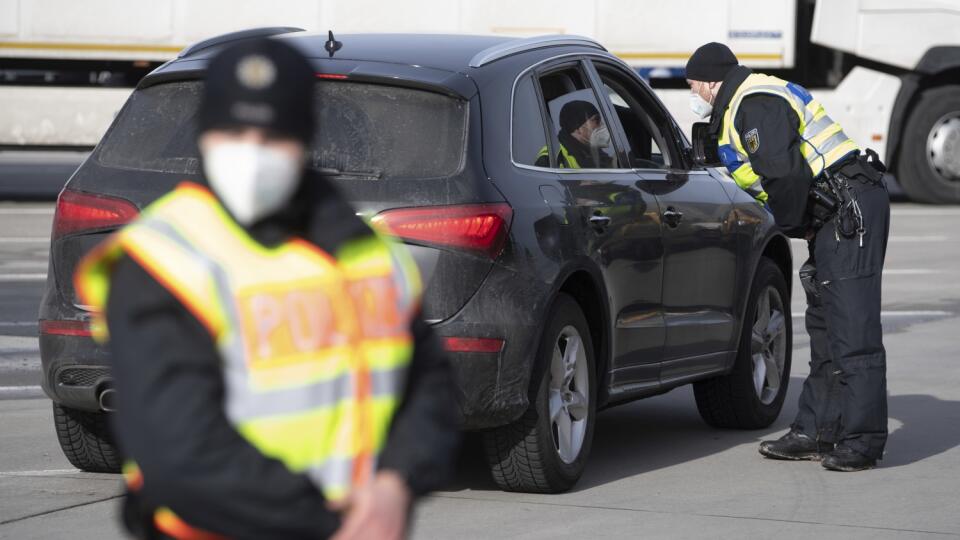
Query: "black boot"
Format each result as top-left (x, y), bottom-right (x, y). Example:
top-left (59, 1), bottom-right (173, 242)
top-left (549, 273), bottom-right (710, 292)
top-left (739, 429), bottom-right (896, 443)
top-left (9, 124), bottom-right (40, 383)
top-left (759, 429), bottom-right (831, 461)
top-left (822, 444), bottom-right (877, 472)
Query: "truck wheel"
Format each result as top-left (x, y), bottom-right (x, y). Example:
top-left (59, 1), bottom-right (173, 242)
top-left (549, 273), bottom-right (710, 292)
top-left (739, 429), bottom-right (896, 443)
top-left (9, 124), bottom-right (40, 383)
top-left (897, 85), bottom-right (960, 204)
top-left (694, 258), bottom-right (791, 429)
top-left (53, 403), bottom-right (121, 473)
top-left (482, 293), bottom-right (596, 493)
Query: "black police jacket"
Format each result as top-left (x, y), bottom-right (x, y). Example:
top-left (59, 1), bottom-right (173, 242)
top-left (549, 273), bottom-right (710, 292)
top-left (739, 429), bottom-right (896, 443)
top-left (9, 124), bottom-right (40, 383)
top-left (710, 65), bottom-right (818, 237)
top-left (105, 170), bottom-right (460, 539)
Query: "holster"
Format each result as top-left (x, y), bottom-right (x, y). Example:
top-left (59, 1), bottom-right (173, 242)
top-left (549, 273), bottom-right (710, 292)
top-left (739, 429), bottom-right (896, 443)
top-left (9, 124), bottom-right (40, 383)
top-left (799, 261), bottom-right (819, 299)
top-left (807, 182), bottom-right (838, 230)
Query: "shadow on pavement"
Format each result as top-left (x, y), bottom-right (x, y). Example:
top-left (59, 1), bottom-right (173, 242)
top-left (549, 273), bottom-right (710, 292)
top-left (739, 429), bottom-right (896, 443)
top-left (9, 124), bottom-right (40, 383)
top-left (443, 375), bottom-right (960, 492)
top-left (883, 393), bottom-right (960, 467)
top-left (445, 376), bottom-right (807, 493)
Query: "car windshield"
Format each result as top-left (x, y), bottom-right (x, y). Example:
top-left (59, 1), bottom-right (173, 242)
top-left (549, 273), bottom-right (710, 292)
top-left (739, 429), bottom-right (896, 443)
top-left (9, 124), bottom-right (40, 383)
top-left (97, 80), bottom-right (468, 180)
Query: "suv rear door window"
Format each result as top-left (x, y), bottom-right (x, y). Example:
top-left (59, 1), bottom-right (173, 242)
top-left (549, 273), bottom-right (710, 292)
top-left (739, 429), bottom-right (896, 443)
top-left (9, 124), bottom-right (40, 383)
top-left (536, 65), bottom-right (619, 170)
top-left (511, 74), bottom-right (551, 168)
top-left (97, 80), bottom-right (468, 180)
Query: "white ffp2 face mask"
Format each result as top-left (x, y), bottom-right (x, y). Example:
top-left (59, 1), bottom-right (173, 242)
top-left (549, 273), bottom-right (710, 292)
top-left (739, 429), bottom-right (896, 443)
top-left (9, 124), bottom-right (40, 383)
top-left (689, 93), bottom-right (714, 119)
top-left (202, 142), bottom-right (302, 226)
top-left (589, 125), bottom-right (611, 149)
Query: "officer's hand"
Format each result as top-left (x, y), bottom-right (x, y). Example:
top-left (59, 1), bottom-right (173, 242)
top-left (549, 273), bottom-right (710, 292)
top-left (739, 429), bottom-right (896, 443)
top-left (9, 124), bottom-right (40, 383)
top-left (330, 471), bottom-right (412, 540)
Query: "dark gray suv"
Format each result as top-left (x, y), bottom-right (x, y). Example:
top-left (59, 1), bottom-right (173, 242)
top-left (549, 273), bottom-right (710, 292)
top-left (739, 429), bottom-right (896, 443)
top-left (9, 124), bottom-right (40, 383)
top-left (41, 28), bottom-right (793, 493)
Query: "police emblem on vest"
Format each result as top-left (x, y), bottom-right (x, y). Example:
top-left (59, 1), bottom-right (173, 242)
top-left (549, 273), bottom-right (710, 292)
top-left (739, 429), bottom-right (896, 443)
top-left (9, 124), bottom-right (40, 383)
top-left (717, 73), bottom-right (859, 203)
top-left (744, 128), bottom-right (760, 154)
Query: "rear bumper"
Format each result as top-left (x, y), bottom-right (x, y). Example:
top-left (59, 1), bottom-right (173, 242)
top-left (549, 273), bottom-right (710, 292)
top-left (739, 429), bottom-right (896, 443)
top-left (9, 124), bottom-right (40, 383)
top-left (431, 264), bottom-right (551, 430)
top-left (39, 265), bottom-right (552, 429)
top-left (40, 333), bottom-right (112, 412)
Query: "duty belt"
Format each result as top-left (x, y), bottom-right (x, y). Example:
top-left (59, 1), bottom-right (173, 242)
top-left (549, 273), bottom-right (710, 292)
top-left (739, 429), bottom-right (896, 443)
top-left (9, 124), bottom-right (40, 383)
top-left (806, 149), bottom-right (887, 243)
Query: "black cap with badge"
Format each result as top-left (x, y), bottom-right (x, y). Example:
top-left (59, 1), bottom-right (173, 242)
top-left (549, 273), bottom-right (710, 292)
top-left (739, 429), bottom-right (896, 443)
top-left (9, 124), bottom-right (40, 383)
top-left (198, 38), bottom-right (315, 143)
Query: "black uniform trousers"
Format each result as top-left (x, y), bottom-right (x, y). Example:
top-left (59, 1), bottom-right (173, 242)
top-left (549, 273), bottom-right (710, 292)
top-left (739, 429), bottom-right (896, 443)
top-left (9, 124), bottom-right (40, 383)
top-left (792, 168), bottom-right (890, 460)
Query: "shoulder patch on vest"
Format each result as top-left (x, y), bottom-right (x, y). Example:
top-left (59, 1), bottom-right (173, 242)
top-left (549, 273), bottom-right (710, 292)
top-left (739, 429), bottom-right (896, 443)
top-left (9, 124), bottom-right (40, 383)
top-left (745, 128), bottom-right (760, 154)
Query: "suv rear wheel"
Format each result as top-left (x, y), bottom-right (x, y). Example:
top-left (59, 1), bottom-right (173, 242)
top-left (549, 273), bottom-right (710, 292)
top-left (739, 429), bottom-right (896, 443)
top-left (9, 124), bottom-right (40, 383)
top-left (694, 258), bottom-right (791, 429)
top-left (482, 294), bottom-right (596, 493)
top-left (53, 403), bottom-right (121, 473)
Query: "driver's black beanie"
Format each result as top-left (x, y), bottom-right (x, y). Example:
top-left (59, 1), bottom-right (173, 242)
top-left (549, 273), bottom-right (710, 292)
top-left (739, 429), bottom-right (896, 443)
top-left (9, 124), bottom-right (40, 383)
top-left (685, 42), bottom-right (739, 82)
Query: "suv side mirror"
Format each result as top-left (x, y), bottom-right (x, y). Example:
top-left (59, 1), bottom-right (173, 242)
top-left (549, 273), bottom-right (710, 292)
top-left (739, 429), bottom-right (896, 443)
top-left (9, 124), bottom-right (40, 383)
top-left (691, 122), bottom-right (721, 168)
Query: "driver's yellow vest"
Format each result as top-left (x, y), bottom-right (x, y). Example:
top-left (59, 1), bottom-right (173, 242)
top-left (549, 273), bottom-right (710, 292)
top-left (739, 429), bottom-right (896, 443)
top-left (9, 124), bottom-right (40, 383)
top-left (718, 73), bottom-right (859, 203)
top-left (75, 182), bottom-right (422, 502)
top-left (537, 144), bottom-right (582, 169)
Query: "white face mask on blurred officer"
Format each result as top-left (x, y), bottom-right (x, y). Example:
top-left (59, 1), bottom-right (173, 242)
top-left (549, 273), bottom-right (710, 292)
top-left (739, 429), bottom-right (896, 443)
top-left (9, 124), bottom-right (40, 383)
top-left (200, 127), bottom-right (306, 226)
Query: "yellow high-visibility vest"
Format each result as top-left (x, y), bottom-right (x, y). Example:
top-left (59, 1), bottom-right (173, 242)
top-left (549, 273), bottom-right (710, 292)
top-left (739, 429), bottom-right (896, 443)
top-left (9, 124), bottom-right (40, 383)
top-left (718, 73), bottom-right (860, 203)
top-left (537, 144), bottom-right (582, 169)
top-left (76, 182), bottom-right (422, 503)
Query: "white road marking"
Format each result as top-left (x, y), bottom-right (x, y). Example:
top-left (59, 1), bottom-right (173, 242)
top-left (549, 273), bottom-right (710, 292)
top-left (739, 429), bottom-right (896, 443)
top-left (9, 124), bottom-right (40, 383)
top-left (0, 208), bottom-right (54, 215)
top-left (0, 321), bottom-right (37, 327)
top-left (790, 235), bottom-right (949, 243)
top-left (1, 261), bottom-right (49, 268)
top-left (2, 237), bottom-right (50, 243)
top-left (883, 269), bottom-right (942, 275)
top-left (0, 273), bottom-right (46, 281)
top-left (886, 235), bottom-right (950, 242)
top-left (0, 385), bottom-right (44, 398)
top-left (891, 208), bottom-right (960, 216)
top-left (0, 335), bottom-right (39, 347)
top-left (791, 310), bottom-right (953, 318)
top-left (0, 469), bottom-right (81, 477)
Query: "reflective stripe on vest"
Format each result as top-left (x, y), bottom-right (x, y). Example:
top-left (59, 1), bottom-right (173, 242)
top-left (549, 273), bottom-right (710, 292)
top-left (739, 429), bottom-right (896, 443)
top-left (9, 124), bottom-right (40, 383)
top-left (536, 144), bottom-right (582, 169)
top-left (718, 73), bottom-right (860, 203)
top-left (76, 182), bottom-right (422, 502)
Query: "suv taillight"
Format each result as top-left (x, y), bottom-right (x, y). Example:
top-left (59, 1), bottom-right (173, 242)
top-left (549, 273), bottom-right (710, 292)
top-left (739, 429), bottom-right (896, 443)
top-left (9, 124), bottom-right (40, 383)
top-left (39, 320), bottom-right (92, 337)
top-left (371, 204), bottom-right (513, 259)
top-left (52, 190), bottom-right (139, 240)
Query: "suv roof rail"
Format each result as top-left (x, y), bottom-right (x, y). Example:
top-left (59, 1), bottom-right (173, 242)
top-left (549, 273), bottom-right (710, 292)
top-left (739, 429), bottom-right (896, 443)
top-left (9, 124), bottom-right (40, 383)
top-left (469, 34), bottom-right (605, 68)
top-left (178, 26), bottom-right (305, 58)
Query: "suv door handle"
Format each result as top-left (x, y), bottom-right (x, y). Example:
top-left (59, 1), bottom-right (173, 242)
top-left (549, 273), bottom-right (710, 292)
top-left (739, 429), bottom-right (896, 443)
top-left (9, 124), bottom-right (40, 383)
top-left (662, 207), bottom-right (683, 228)
top-left (589, 214), bottom-right (611, 232)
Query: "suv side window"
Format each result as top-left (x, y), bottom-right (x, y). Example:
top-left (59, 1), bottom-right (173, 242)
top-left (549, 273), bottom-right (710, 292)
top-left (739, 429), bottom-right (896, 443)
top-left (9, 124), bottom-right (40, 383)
top-left (536, 64), bottom-right (619, 170)
top-left (512, 74), bottom-right (551, 168)
top-left (593, 64), bottom-right (675, 170)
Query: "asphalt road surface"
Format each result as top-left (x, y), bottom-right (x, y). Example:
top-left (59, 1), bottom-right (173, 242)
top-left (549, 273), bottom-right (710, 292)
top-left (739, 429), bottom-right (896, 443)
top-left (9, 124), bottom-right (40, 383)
top-left (1, 201), bottom-right (959, 539)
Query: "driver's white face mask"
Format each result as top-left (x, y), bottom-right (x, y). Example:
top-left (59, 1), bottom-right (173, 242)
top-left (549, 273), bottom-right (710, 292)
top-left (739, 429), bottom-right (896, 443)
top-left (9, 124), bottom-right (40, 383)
top-left (589, 125), bottom-right (611, 149)
top-left (202, 142), bottom-right (302, 225)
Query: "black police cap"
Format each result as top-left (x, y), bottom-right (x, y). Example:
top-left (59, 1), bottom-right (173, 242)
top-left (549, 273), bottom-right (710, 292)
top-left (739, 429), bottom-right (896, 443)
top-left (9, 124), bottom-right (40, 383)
top-left (198, 38), bottom-right (315, 143)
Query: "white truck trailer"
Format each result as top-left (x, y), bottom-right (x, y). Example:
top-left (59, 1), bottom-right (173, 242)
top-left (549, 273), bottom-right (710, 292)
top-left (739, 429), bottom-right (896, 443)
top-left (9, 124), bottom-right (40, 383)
top-left (1, 0), bottom-right (958, 202)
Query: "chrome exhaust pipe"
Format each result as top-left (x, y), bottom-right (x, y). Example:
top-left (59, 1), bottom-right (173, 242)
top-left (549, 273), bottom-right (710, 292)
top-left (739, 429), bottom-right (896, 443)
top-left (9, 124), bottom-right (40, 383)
top-left (98, 388), bottom-right (117, 412)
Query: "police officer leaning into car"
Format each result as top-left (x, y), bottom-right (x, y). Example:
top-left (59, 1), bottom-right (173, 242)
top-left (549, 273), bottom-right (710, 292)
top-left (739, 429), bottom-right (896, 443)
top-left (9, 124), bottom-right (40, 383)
top-left (685, 43), bottom-right (891, 472)
top-left (75, 38), bottom-right (459, 539)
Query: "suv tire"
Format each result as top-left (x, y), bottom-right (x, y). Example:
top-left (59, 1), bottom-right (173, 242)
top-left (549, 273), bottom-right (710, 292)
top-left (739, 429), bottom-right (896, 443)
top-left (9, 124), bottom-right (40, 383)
top-left (53, 403), bottom-right (121, 473)
top-left (482, 293), bottom-right (596, 493)
top-left (694, 258), bottom-right (791, 429)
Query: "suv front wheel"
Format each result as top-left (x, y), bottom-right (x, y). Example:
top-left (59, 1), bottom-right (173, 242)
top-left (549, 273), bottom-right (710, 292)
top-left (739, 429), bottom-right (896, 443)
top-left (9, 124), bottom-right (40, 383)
top-left (693, 257), bottom-right (792, 429)
top-left (482, 294), bottom-right (596, 493)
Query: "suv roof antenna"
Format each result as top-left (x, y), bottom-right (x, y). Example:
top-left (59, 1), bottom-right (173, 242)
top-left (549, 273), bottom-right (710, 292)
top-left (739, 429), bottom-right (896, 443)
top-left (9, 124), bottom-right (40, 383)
top-left (324, 30), bottom-right (342, 58)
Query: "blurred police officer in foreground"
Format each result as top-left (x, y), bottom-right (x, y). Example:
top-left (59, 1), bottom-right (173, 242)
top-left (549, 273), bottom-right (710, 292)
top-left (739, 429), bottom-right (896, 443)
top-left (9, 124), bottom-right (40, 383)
top-left (685, 43), bottom-right (890, 471)
top-left (76, 38), bottom-right (458, 538)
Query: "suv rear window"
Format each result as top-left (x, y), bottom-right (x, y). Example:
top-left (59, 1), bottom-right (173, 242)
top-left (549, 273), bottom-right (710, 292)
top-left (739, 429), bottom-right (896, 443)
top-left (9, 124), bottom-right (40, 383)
top-left (97, 80), bottom-right (468, 180)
